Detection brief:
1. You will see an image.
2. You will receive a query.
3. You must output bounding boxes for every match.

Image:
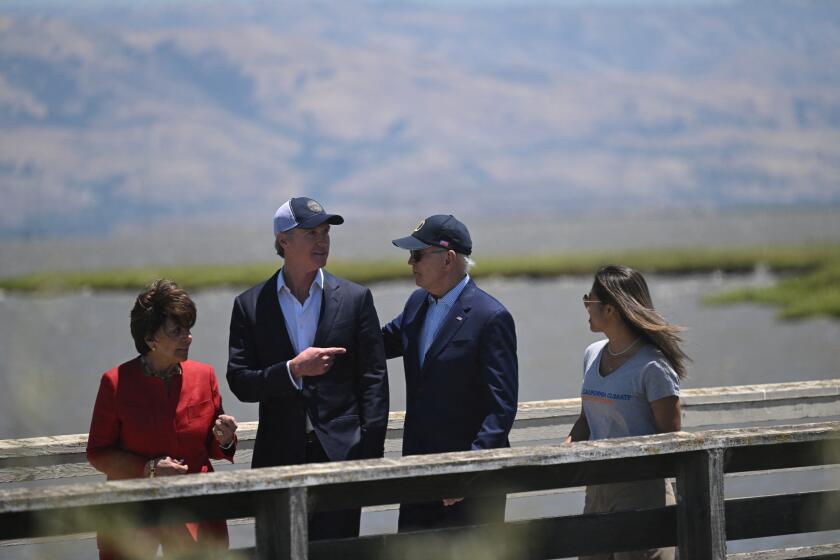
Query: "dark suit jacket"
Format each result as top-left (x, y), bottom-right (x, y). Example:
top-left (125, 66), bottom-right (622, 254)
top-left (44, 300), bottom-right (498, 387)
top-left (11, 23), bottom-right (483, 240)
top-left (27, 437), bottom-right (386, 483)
top-left (227, 269), bottom-right (389, 468)
top-left (382, 279), bottom-right (518, 457)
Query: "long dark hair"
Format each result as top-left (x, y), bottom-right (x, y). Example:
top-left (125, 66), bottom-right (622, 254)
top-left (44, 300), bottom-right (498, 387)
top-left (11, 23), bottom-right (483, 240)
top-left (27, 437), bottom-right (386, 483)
top-left (592, 264), bottom-right (690, 379)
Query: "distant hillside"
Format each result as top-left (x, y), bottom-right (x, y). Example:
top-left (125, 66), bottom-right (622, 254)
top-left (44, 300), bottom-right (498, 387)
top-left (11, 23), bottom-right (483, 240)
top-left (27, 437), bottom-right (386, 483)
top-left (1, 0), bottom-right (839, 236)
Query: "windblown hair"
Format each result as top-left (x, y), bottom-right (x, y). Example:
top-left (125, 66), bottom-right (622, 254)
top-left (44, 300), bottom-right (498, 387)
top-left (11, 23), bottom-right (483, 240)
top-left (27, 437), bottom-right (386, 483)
top-left (592, 264), bottom-right (690, 379)
top-left (130, 279), bottom-right (196, 355)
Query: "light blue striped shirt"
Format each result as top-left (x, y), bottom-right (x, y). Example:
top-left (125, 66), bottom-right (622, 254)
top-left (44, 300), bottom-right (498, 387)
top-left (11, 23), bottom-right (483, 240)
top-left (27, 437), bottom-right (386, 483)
top-left (419, 274), bottom-right (470, 367)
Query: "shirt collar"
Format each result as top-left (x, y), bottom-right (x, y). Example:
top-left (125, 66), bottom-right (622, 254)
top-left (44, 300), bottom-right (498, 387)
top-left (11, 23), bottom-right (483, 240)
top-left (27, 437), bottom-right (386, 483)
top-left (278, 268), bottom-right (324, 296)
top-left (428, 274), bottom-right (470, 307)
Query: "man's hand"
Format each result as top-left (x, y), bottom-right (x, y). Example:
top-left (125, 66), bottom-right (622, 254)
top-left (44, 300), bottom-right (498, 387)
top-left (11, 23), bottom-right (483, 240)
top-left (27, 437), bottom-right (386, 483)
top-left (289, 347), bottom-right (347, 379)
top-left (442, 497), bottom-right (464, 507)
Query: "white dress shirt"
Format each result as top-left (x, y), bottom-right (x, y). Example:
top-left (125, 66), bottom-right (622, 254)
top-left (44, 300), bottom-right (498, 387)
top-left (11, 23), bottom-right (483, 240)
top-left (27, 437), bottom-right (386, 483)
top-left (277, 268), bottom-right (324, 431)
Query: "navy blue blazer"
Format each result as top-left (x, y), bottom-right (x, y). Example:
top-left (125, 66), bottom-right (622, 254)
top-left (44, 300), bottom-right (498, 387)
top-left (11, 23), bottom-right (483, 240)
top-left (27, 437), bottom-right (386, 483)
top-left (383, 279), bottom-right (518, 456)
top-left (227, 270), bottom-right (389, 468)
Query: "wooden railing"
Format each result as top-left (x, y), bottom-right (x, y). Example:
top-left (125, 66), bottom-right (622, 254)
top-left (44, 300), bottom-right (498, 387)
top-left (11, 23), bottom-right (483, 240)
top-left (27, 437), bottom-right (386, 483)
top-left (1, 380), bottom-right (839, 559)
top-left (3, 379), bottom-right (838, 484)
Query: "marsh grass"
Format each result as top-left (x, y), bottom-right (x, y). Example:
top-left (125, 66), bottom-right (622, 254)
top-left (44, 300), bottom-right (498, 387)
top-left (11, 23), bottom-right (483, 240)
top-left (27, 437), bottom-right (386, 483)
top-left (703, 261), bottom-right (840, 319)
top-left (2, 244), bottom-right (839, 319)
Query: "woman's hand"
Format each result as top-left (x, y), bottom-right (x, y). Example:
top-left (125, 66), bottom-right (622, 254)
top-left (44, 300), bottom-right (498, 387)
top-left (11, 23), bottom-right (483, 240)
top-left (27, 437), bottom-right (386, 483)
top-left (144, 456), bottom-right (189, 477)
top-left (213, 414), bottom-right (238, 447)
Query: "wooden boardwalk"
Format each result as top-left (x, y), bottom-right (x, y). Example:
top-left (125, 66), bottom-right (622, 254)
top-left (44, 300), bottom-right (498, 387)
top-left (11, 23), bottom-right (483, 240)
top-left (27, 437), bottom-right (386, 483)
top-left (1, 379), bottom-right (839, 559)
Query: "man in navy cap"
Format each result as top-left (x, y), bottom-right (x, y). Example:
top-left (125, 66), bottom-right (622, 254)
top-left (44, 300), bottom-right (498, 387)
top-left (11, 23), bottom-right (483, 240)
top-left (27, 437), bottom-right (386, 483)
top-left (383, 215), bottom-right (518, 531)
top-left (227, 197), bottom-right (389, 540)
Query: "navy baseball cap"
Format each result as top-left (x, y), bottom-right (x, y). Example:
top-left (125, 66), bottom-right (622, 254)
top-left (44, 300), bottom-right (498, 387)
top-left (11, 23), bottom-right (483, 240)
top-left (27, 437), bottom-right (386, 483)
top-left (392, 214), bottom-right (472, 255)
top-left (273, 197), bottom-right (344, 234)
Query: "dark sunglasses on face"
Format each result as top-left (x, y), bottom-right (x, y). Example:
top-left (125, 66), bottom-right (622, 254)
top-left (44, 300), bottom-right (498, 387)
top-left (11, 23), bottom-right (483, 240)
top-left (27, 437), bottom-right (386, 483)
top-left (410, 248), bottom-right (449, 262)
top-left (582, 294), bottom-right (602, 307)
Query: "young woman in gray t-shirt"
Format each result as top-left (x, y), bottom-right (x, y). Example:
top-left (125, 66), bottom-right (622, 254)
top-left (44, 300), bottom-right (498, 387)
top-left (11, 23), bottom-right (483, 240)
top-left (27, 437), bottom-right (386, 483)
top-left (566, 264), bottom-right (689, 560)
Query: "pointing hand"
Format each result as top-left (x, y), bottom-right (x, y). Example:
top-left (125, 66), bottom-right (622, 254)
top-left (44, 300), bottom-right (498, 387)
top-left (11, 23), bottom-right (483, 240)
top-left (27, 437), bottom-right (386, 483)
top-left (289, 347), bottom-right (347, 378)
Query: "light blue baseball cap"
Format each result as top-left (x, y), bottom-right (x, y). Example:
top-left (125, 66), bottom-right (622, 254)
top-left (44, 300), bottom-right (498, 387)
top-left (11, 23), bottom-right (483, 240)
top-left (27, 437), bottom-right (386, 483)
top-left (273, 197), bottom-right (344, 234)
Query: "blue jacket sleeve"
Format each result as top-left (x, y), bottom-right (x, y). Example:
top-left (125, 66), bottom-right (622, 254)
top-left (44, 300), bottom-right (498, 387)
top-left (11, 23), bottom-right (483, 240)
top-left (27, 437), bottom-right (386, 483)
top-left (226, 296), bottom-right (299, 402)
top-left (472, 308), bottom-right (519, 450)
top-left (381, 312), bottom-right (405, 360)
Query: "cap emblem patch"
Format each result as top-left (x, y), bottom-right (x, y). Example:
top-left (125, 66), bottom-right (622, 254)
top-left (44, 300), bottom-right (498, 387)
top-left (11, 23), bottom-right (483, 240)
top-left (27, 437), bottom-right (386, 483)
top-left (413, 219), bottom-right (425, 233)
top-left (307, 200), bottom-right (323, 213)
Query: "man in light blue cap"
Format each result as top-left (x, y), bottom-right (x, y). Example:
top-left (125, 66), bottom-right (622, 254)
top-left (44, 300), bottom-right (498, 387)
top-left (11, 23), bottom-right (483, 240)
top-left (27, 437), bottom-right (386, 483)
top-left (227, 196), bottom-right (389, 540)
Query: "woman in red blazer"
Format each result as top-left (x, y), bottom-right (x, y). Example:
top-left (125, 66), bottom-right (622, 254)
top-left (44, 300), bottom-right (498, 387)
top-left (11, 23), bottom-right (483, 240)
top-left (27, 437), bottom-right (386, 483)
top-left (87, 279), bottom-right (238, 559)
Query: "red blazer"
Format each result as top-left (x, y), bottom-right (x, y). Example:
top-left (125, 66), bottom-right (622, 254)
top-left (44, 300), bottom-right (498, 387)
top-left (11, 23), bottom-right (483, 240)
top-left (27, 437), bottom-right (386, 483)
top-left (87, 358), bottom-right (235, 553)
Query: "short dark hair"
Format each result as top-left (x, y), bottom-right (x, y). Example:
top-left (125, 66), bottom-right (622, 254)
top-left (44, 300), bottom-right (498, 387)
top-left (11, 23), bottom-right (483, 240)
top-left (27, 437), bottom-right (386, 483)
top-left (275, 230), bottom-right (293, 258)
top-left (130, 279), bottom-right (196, 354)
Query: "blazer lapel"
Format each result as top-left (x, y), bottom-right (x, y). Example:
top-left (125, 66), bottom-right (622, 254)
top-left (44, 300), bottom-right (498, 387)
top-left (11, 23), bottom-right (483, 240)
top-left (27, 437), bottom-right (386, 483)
top-left (404, 295), bottom-right (430, 371)
top-left (421, 280), bottom-right (475, 371)
top-left (257, 270), bottom-right (295, 363)
top-left (314, 271), bottom-right (342, 347)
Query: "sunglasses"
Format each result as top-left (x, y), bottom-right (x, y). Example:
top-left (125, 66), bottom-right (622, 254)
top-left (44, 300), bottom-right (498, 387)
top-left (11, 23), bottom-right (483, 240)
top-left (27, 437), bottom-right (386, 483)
top-left (410, 248), bottom-right (449, 262)
top-left (582, 294), bottom-right (602, 307)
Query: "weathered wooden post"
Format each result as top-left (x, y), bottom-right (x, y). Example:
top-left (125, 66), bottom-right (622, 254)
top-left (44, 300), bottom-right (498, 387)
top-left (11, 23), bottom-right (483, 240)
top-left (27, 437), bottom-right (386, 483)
top-left (255, 487), bottom-right (309, 560)
top-left (675, 448), bottom-right (726, 559)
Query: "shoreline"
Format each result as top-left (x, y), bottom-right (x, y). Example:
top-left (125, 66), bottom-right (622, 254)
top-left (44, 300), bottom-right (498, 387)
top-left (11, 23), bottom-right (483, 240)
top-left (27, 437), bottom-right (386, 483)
top-left (2, 244), bottom-right (838, 319)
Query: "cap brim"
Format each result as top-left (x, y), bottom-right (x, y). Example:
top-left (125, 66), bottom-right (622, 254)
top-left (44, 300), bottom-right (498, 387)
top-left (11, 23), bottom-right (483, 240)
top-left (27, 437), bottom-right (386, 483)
top-left (392, 235), bottom-right (430, 251)
top-left (296, 213), bottom-right (344, 229)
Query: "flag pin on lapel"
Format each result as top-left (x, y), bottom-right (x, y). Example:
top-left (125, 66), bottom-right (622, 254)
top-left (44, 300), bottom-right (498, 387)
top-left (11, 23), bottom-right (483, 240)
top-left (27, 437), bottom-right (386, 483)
top-left (456, 316), bottom-right (463, 321)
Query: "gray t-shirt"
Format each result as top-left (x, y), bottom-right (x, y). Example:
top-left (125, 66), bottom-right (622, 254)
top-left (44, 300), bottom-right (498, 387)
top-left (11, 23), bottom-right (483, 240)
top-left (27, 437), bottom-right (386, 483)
top-left (581, 339), bottom-right (680, 441)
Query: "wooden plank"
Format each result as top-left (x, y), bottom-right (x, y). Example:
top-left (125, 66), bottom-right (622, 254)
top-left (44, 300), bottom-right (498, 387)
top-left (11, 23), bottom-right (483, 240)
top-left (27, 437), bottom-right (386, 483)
top-left (309, 454), bottom-right (675, 512)
top-left (725, 439), bottom-right (840, 473)
top-left (680, 379), bottom-right (840, 405)
top-left (0, 491), bottom-right (260, 540)
top-left (728, 543), bottom-right (840, 560)
top-left (2, 379), bottom-right (836, 465)
top-left (255, 488), bottom-right (307, 560)
top-left (676, 448), bottom-right (726, 560)
top-left (0, 451), bottom-right (256, 483)
top-left (683, 398), bottom-right (840, 430)
top-left (3, 401), bottom-right (836, 479)
top-left (0, 424), bottom-right (257, 463)
top-left (0, 455), bottom-right (674, 540)
top-left (0, 517), bottom-right (258, 547)
top-left (0, 424), bottom-right (837, 552)
top-left (0, 401), bottom-right (828, 484)
top-left (1, 423), bottom-right (838, 516)
top-left (0, 463), bottom-right (99, 484)
top-left (726, 489), bottom-right (840, 540)
top-left (307, 506), bottom-right (676, 560)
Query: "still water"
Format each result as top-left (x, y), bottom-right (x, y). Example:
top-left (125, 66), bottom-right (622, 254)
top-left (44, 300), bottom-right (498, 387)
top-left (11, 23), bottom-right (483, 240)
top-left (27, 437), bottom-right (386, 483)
top-left (2, 271), bottom-right (839, 439)
top-left (2, 271), bottom-right (839, 556)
